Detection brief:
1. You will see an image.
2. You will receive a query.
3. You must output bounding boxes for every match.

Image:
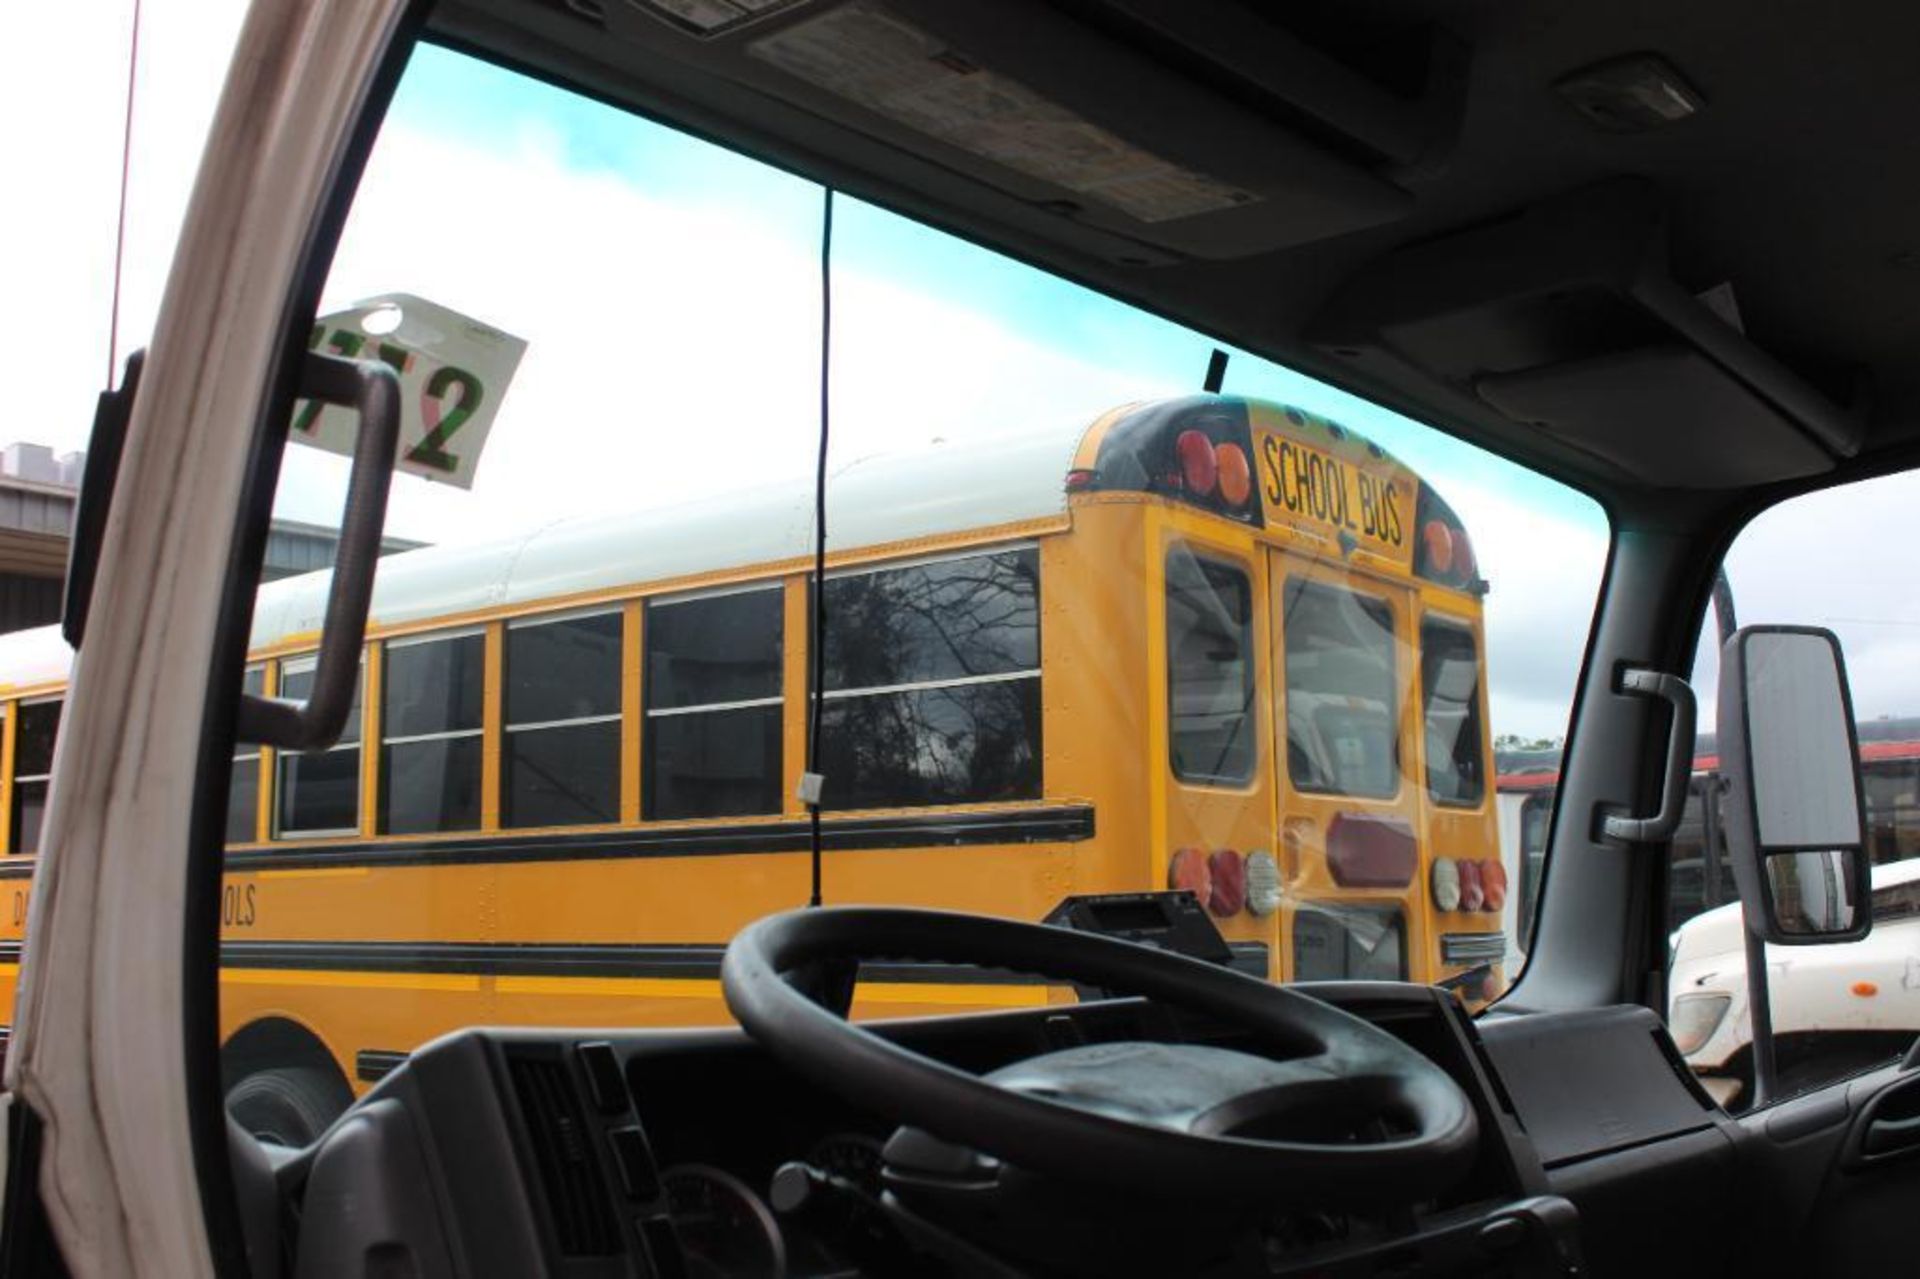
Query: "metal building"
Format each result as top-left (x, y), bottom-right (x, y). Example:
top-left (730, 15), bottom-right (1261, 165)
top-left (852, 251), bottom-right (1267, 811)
top-left (0, 443), bottom-right (425, 636)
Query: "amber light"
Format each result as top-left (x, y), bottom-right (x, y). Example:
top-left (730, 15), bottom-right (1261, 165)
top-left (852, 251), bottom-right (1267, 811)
top-left (1175, 429), bottom-right (1218, 496)
top-left (1214, 443), bottom-right (1252, 508)
top-left (1168, 846), bottom-right (1211, 903)
top-left (1852, 981), bottom-right (1879, 998)
top-left (1422, 519), bottom-right (1455, 575)
top-left (1450, 524), bottom-right (1477, 581)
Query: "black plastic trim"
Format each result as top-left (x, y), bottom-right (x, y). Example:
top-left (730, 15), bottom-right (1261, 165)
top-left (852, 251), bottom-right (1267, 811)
top-left (355, 1048), bottom-right (408, 1083)
top-left (219, 939), bottom-right (1052, 986)
top-left (217, 804), bottom-right (1094, 872)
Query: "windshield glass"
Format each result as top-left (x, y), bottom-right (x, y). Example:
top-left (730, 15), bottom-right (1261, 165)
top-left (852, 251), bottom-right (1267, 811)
top-left (0, 41), bottom-right (1610, 1131)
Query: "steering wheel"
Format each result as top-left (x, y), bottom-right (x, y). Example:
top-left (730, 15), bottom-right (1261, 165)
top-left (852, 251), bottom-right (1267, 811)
top-left (722, 907), bottom-right (1479, 1207)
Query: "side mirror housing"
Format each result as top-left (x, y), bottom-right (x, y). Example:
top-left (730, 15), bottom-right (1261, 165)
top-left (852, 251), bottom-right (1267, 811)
top-left (1718, 626), bottom-right (1871, 945)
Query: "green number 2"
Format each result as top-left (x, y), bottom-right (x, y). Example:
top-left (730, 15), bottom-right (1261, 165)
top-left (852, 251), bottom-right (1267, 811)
top-left (406, 366), bottom-right (483, 475)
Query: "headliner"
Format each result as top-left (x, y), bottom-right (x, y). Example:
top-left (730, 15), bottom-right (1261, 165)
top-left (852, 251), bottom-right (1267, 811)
top-left (430, 0), bottom-right (1920, 512)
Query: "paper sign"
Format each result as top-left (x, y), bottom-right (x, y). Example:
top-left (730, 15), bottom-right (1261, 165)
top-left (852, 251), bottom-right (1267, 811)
top-left (289, 294), bottom-right (526, 490)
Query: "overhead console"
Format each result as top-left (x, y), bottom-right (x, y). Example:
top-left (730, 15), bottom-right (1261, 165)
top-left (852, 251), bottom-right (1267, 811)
top-left (1310, 179), bottom-right (1867, 488)
top-left (495, 0), bottom-right (1470, 263)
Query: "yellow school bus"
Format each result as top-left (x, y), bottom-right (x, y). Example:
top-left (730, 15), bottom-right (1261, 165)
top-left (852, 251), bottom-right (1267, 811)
top-left (0, 393), bottom-right (1505, 1141)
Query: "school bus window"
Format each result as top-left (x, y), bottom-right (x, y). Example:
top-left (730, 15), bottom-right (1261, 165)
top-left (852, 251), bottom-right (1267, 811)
top-left (227, 666), bottom-right (265, 844)
top-left (819, 548), bottom-right (1041, 808)
top-left (1165, 550), bottom-right (1256, 786)
top-left (644, 587), bottom-right (783, 821)
top-left (276, 660), bottom-right (363, 837)
top-left (1293, 904), bottom-right (1406, 982)
top-left (1284, 580), bottom-right (1399, 799)
top-left (1421, 620), bottom-right (1485, 807)
top-left (505, 611), bottom-right (621, 828)
top-left (381, 631), bottom-right (485, 835)
top-left (13, 698), bottom-right (61, 854)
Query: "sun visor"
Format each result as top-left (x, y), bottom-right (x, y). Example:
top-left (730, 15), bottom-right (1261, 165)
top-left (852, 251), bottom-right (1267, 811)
top-left (1310, 180), bottom-right (1866, 490)
top-left (607, 0), bottom-right (1470, 261)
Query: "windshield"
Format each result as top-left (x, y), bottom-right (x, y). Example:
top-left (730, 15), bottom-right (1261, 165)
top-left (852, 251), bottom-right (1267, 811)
top-left (0, 41), bottom-right (1609, 1125)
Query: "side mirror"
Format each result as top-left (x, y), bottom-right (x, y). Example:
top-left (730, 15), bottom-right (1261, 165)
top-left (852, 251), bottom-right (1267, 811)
top-left (1717, 626), bottom-right (1870, 944)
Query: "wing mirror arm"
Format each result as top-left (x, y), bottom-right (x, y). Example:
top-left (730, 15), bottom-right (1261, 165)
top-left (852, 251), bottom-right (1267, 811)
top-left (237, 352), bottom-right (401, 751)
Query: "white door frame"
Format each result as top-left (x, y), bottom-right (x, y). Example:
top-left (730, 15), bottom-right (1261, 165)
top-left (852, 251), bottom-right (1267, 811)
top-left (3, 3), bottom-right (409, 1273)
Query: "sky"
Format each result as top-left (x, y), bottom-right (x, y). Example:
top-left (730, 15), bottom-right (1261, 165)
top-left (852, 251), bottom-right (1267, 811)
top-left (6, 4), bottom-right (1919, 746)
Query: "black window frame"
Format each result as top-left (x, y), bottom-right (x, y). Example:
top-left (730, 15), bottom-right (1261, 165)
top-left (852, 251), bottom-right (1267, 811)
top-left (1291, 903), bottom-right (1408, 982)
top-left (642, 584), bottom-right (785, 822)
top-left (274, 655), bottom-right (365, 839)
top-left (1165, 548), bottom-right (1258, 787)
top-left (503, 608), bottom-right (623, 829)
top-left (1281, 577), bottom-right (1401, 800)
top-left (227, 666), bottom-right (266, 845)
top-left (379, 629), bottom-right (486, 835)
top-left (817, 546), bottom-right (1043, 810)
top-left (1419, 617), bottom-right (1486, 808)
top-left (11, 697), bottom-right (60, 856)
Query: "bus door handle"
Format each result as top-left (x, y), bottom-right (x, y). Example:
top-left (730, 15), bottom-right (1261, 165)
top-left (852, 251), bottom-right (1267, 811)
top-left (1600, 667), bottom-right (1697, 844)
top-left (237, 352), bottom-right (402, 751)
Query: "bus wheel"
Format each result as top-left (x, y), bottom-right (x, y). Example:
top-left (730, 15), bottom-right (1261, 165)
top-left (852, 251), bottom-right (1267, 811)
top-left (225, 1066), bottom-right (352, 1149)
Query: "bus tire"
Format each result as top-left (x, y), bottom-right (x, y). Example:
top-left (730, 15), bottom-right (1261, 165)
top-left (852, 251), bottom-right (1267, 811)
top-left (225, 1066), bottom-right (351, 1149)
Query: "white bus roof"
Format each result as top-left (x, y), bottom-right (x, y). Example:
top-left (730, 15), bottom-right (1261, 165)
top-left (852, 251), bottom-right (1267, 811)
top-left (0, 404), bottom-right (1104, 688)
top-left (253, 408), bottom-right (1095, 647)
top-left (0, 392), bottom-right (1413, 686)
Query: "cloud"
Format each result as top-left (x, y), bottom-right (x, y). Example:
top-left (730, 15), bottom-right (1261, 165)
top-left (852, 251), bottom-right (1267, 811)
top-left (279, 106), bottom-right (1614, 744)
top-left (12, 16), bottom-right (1612, 751)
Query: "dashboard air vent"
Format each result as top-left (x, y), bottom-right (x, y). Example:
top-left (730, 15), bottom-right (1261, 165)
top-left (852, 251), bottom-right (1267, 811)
top-left (509, 1052), bottom-right (621, 1257)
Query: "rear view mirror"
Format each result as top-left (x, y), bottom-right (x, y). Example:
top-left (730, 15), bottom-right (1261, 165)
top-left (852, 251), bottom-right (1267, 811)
top-left (1717, 626), bottom-right (1870, 944)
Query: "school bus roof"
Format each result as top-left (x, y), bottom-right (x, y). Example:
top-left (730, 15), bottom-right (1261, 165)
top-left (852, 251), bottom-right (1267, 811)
top-left (0, 394), bottom-right (1415, 682)
top-left (251, 404), bottom-right (1097, 648)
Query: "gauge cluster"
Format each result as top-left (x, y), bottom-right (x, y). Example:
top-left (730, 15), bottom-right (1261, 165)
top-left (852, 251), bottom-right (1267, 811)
top-left (657, 1139), bottom-right (889, 1279)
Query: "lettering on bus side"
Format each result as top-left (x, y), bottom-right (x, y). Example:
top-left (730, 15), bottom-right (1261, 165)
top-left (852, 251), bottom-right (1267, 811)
top-left (222, 882), bottom-right (258, 929)
top-left (1259, 437), bottom-right (1404, 548)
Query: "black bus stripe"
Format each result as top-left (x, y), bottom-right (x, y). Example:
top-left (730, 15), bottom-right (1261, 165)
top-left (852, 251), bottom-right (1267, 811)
top-left (0, 930), bottom-right (1272, 990)
top-left (0, 806), bottom-right (1094, 880)
top-left (241, 804), bottom-right (1090, 872)
top-left (216, 939), bottom-right (1051, 986)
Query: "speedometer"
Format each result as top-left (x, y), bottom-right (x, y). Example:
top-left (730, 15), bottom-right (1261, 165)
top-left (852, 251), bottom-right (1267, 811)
top-left (662, 1164), bottom-right (787, 1279)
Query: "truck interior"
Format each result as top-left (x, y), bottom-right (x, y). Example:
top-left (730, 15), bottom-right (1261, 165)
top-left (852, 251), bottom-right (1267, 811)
top-left (9, 1), bottom-right (1920, 1276)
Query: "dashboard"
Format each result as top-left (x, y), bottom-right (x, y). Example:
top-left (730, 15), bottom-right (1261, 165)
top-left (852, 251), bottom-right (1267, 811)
top-left (277, 983), bottom-right (1737, 1277)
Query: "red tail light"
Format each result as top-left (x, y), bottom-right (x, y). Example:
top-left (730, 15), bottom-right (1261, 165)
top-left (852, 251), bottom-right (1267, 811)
top-left (1480, 859), bottom-right (1508, 912)
top-left (1206, 849), bottom-right (1246, 917)
top-left (1326, 814), bottom-right (1416, 888)
top-left (1456, 858), bottom-right (1485, 912)
top-left (1175, 429), bottom-right (1218, 497)
top-left (1214, 443), bottom-right (1252, 508)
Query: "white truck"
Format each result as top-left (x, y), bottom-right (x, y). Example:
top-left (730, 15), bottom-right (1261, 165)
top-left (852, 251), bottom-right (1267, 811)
top-left (1668, 856), bottom-right (1920, 1107)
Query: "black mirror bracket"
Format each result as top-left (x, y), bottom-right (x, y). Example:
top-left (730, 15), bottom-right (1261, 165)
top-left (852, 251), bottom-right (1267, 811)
top-left (1598, 666), bottom-right (1697, 845)
top-left (236, 352), bottom-right (401, 751)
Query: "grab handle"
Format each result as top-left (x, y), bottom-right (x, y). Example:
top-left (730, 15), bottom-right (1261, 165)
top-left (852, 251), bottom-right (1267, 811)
top-left (1600, 667), bottom-right (1697, 844)
top-left (237, 352), bottom-right (401, 750)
